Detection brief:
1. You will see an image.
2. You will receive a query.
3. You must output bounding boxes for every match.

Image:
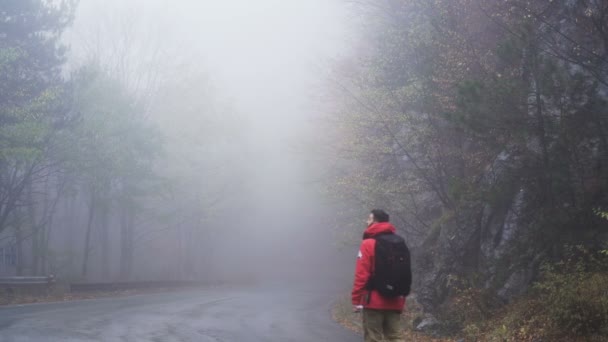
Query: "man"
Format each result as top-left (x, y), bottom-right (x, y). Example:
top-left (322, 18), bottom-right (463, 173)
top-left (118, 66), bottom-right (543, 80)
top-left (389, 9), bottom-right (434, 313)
top-left (352, 209), bottom-right (411, 342)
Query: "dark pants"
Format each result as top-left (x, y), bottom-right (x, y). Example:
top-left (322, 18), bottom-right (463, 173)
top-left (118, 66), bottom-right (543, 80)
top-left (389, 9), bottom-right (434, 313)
top-left (362, 309), bottom-right (405, 342)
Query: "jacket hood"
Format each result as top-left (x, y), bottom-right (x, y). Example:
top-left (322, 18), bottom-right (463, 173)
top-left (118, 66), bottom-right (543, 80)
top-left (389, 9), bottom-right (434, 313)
top-left (363, 222), bottom-right (396, 239)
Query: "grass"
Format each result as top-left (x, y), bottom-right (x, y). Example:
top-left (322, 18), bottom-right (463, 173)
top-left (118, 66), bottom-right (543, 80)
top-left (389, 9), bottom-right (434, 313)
top-left (333, 292), bottom-right (607, 341)
top-left (332, 293), bottom-right (456, 342)
top-left (334, 249), bottom-right (608, 341)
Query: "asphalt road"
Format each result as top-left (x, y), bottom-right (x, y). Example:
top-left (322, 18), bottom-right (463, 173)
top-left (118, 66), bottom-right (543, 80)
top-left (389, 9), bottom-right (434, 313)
top-left (0, 286), bottom-right (359, 342)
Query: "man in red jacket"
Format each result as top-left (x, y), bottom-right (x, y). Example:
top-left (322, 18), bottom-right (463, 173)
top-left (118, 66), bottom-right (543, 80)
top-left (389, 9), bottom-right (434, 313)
top-left (352, 209), bottom-right (406, 342)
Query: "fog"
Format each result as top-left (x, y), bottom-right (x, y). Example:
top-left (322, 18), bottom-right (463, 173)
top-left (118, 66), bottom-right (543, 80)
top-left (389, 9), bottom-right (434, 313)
top-left (5, 1), bottom-right (608, 340)
top-left (32, 0), bottom-right (357, 287)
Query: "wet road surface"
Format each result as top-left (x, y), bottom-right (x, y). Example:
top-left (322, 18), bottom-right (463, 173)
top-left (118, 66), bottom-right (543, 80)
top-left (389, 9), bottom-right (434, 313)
top-left (0, 287), bottom-right (359, 342)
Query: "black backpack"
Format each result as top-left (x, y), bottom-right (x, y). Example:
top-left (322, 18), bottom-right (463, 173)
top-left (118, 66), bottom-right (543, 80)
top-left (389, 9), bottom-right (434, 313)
top-left (367, 232), bottom-right (412, 298)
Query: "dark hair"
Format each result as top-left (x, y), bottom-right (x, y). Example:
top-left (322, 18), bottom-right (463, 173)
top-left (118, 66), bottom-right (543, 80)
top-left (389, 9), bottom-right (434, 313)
top-left (371, 209), bottom-right (389, 223)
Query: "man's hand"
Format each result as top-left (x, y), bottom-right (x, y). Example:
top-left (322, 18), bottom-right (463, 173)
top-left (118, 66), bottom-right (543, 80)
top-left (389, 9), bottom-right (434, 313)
top-left (353, 305), bottom-right (364, 313)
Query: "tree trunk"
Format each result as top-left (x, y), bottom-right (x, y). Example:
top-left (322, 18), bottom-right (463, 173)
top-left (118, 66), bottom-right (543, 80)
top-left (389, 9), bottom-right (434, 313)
top-left (99, 199), bottom-right (110, 279)
top-left (41, 185), bottom-right (62, 276)
top-left (81, 193), bottom-right (96, 278)
top-left (26, 183), bottom-right (40, 275)
top-left (64, 192), bottom-right (76, 273)
top-left (532, 62), bottom-right (552, 205)
top-left (120, 203), bottom-right (135, 280)
top-left (15, 227), bottom-right (24, 276)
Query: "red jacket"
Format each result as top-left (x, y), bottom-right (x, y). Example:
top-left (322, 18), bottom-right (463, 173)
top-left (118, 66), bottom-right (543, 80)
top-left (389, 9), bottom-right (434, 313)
top-left (351, 222), bottom-right (406, 311)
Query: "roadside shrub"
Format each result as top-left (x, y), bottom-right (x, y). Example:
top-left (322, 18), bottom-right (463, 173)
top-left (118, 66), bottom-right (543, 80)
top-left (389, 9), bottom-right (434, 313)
top-left (534, 246), bottom-right (608, 336)
top-left (439, 275), bottom-right (502, 334)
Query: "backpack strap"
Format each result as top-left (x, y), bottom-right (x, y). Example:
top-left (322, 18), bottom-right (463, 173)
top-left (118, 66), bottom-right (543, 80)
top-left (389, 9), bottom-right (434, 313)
top-left (364, 232), bottom-right (395, 298)
top-left (362, 231), bottom-right (394, 240)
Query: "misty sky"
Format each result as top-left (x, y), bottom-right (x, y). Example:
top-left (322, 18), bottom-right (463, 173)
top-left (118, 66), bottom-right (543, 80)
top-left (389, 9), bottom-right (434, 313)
top-left (68, 0), bottom-right (353, 201)
top-left (70, 0), bottom-right (351, 132)
top-left (64, 0), bottom-right (358, 279)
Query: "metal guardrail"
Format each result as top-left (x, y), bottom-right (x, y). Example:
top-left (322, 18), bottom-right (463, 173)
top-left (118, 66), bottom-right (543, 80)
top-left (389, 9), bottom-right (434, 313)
top-left (0, 277), bottom-right (205, 293)
top-left (0, 276), bottom-right (56, 303)
top-left (69, 281), bottom-right (205, 293)
top-left (0, 276), bottom-right (55, 286)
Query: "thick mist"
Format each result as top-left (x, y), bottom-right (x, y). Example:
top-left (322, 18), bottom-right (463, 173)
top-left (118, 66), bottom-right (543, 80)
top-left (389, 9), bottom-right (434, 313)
top-left (59, 0), bottom-right (356, 288)
top-left (4, 1), bottom-right (608, 340)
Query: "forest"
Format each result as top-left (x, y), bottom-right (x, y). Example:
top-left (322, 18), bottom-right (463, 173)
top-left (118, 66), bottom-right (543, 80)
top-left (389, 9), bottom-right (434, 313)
top-left (327, 0), bottom-right (608, 340)
top-left (2, 0), bottom-right (608, 340)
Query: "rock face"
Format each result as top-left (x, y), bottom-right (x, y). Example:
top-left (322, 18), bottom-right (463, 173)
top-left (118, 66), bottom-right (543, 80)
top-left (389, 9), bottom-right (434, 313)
top-left (480, 189), bottom-right (537, 302)
top-left (412, 150), bottom-right (537, 312)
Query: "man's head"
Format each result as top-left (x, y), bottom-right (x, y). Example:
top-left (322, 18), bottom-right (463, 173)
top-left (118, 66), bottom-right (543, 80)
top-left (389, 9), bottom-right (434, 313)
top-left (367, 209), bottom-right (389, 226)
